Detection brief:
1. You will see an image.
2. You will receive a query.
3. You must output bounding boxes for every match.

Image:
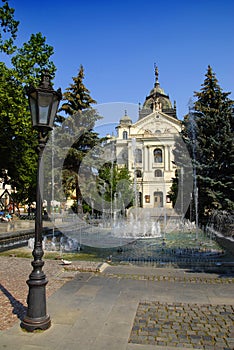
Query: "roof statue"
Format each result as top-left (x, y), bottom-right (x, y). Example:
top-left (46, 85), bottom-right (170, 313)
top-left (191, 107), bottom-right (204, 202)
top-left (154, 63), bottom-right (159, 87)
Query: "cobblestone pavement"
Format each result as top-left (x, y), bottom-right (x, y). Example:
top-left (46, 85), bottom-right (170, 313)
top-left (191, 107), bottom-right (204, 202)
top-left (0, 256), bottom-right (101, 331)
top-left (129, 301), bottom-right (234, 349)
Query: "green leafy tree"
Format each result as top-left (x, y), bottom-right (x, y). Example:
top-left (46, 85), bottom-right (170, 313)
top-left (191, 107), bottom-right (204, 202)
top-left (11, 32), bottom-right (56, 85)
top-left (0, 0), bottom-right (56, 206)
top-left (0, 0), bottom-right (19, 54)
top-left (0, 61), bottom-right (37, 205)
top-left (97, 163), bottom-right (134, 212)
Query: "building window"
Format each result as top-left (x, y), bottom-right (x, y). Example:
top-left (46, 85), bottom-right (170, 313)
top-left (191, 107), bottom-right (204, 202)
top-left (154, 169), bottom-right (163, 177)
top-left (123, 131), bottom-right (128, 140)
top-left (145, 195), bottom-right (150, 203)
top-left (135, 169), bottom-right (142, 178)
top-left (122, 150), bottom-right (128, 161)
top-left (135, 148), bottom-right (142, 163)
top-left (166, 196), bottom-right (171, 203)
top-left (154, 148), bottom-right (162, 163)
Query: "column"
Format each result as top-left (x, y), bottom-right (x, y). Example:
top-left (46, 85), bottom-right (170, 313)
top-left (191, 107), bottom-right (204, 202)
top-left (168, 146), bottom-right (172, 171)
top-left (143, 145), bottom-right (148, 171)
top-left (148, 146), bottom-right (151, 171)
top-left (164, 146), bottom-right (169, 171)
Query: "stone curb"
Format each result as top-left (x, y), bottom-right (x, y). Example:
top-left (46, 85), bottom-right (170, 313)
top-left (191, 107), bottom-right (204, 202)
top-left (102, 272), bottom-right (234, 284)
top-left (62, 261), bottom-right (110, 273)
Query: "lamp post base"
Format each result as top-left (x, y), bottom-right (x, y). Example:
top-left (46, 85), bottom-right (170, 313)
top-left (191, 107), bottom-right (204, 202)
top-left (21, 314), bottom-right (51, 332)
top-left (21, 260), bottom-right (51, 332)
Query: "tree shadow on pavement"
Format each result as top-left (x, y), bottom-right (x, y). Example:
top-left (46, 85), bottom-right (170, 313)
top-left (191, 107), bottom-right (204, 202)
top-left (0, 283), bottom-right (26, 321)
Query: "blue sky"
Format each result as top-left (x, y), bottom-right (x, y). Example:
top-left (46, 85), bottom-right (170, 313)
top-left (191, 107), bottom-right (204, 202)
top-left (4, 0), bottom-right (234, 127)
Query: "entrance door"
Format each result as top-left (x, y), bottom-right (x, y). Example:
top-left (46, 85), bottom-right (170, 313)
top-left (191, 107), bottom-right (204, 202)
top-left (154, 191), bottom-right (163, 207)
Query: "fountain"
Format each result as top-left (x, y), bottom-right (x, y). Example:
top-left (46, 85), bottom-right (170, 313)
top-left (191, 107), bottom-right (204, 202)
top-left (150, 222), bottom-right (161, 237)
top-left (131, 138), bottom-right (139, 212)
top-left (188, 107), bottom-right (199, 240)
top-left (25, 206), bottom-right (231, 270)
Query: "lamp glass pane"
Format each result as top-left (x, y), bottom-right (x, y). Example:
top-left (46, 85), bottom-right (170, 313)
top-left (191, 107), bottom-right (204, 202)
top-left (49, 99), bottom-right (59, 128)
top-left (38, 92), bottom-right (53, 125)
top-left (29, 95), bottom-right (37, 127)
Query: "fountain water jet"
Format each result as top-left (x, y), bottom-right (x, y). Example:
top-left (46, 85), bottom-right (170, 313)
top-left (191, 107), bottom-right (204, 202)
top-left (189, 107), bottom-right (199, 240)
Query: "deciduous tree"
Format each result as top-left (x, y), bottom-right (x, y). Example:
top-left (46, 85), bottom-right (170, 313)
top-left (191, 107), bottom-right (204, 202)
top-left (0, 0), bottom-right (56, 206)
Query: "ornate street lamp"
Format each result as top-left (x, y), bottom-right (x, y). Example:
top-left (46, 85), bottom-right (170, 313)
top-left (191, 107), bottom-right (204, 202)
top-left (21, 72), bottom-right (62, 332)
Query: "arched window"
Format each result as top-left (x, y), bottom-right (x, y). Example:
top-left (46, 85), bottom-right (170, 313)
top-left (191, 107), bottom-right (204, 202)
top-left (154, 148), bottom-right (162, 163)
top-left (135, 169), bottom-right (142, 178)
top-left (155, 169), bottom-right (162, 177)
top-left (135, 149), bottom-right (142, 163)
top-left (123, 131), bottom-right (128, 140)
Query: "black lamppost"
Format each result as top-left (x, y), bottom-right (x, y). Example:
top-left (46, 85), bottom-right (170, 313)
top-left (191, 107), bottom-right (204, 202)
top-left (21, 72), bottom-right (62, 332)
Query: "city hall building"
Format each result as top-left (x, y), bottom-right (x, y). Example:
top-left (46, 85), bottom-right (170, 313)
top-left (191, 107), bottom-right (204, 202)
top-left (112, 67), bottom-right (181, 209)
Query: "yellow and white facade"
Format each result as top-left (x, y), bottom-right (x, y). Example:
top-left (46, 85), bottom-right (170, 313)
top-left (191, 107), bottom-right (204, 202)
top-left (113, 67), bottom-right (181, 209)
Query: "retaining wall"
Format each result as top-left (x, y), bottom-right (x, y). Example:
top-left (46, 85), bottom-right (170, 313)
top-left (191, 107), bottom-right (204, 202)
top-left (207, 227), bottom-right (234, 256)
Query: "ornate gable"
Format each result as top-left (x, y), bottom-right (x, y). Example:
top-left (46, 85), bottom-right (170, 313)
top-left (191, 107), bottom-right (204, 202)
top-left (130, 111), bottom-right (181, 136)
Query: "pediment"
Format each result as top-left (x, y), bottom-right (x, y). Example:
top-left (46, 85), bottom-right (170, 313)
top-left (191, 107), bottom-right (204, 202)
top-left (131, 111), bottom-right (181, 135)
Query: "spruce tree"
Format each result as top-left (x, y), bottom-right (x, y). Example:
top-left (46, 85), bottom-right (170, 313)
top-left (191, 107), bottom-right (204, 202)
top-left (58, 65), bottom-right (102, 212)
top-left (194, 65), bottom-right (234, 222)
top-left (60, 65), bottom-right (96, 117)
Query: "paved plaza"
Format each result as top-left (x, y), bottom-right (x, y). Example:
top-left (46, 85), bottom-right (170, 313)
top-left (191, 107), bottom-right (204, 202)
top-left (0, 260), bottom-right (234, 350)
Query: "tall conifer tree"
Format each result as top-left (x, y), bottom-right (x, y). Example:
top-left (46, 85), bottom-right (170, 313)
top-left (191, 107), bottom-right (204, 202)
top-left (58, 65), bottom-right (102, 212)
top-left (194, 66), bottom-right (234, 221)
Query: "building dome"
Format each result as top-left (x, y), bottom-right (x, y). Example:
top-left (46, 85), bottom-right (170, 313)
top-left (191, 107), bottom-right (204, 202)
top-left (120, 110), bottom-right (132, 125)
top-left (139, 66), bottom-right (176, 120)
top-left (143, 92), bottom-right (173, 110)
top-left (149, 84), bottom-right (166, 97)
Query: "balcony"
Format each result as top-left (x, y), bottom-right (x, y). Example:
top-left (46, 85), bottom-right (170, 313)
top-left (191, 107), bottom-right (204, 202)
top-left (152, 162), bottom-right (164, 168)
